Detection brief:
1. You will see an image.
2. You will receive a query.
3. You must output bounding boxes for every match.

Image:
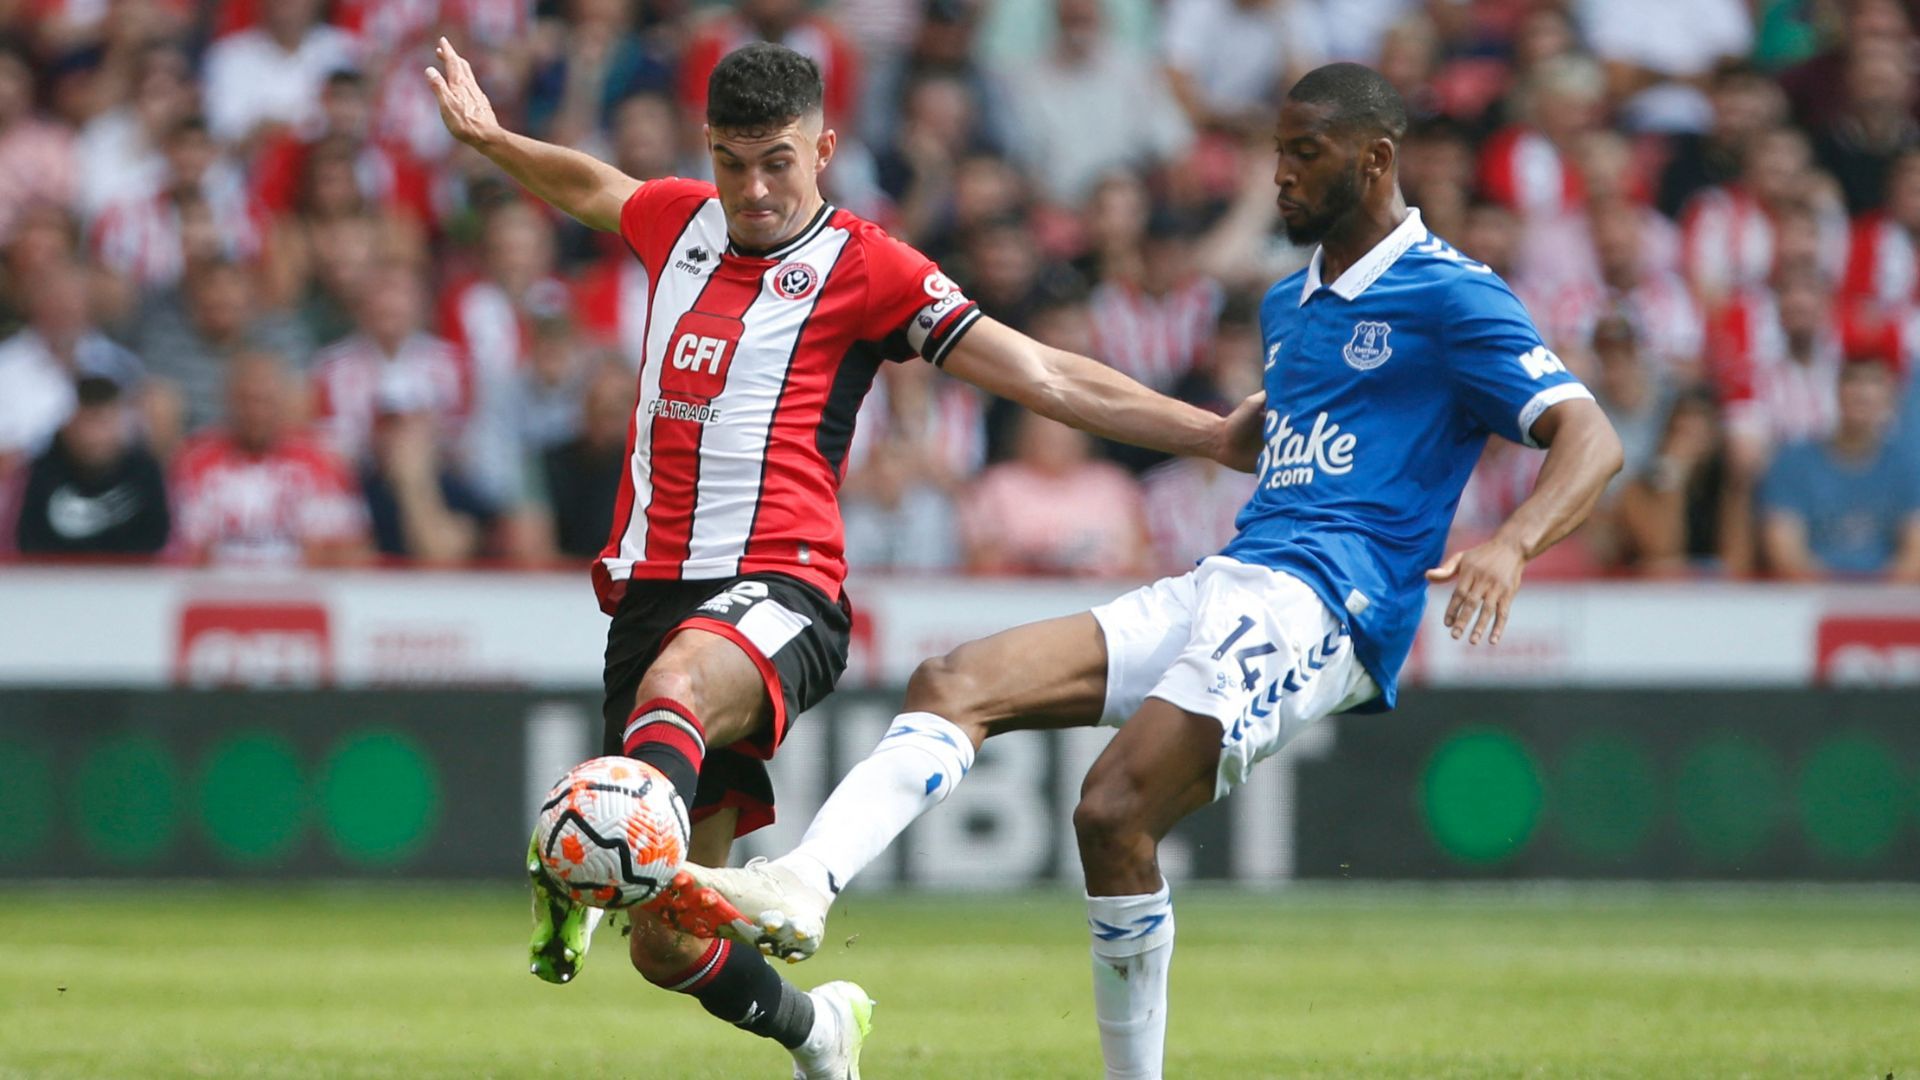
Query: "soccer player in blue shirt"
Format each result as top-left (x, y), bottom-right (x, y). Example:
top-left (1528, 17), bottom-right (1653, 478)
top-left (676, 63), bottom-right (1624, 1077)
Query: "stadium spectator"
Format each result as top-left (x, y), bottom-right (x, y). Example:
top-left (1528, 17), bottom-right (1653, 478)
top-left (1576, 0), bottom-right (1752, 133)
top-left (90, 116), bottom-right (264, 296)
top-left (1587, 314), bottom-right (1673, 484)
top-left (0, 261), bottom-right (145, 463)
top-left (841, 360), bottom-right (974, 573)
top-left (999, 0), bottom-right (1193, 205)
top-left (1808, 36), bottom-right (1918, 214)
top-left (357, 392), bottom-right (498, 566)
top-left (1840, 147), bottom-right (1920, 326)
top-left (962, 408), bottom-right (1148, 578)
top-left (0, 40), bottom-right (76, 247)
top-left (541, 360), bottom-right (630, 562)
top-left (1542, 197), bottom-right (1704, 381)
top-left (1678, 125), bottom-right (1846, 304)
top-left (169, 351), bottom-right (368, 566)
top-left (678, 0), bottom-right (863, 134)
top-left (1160, 0), bottom-right (1327, 136)
top-left (1776, 0), bottom-right (1915, 133)
top-left (524, 0), bottom-right (673, 150)
top-left (14, 376), bottom-right (169, 556)
top-left (252, 70), bottom-right (434, 227)
top-left (1477, 54), bottom-right (1605, 219)
top-left (1657, 62), bottom-right (1790, 219)
top-left (137, 258), bottom-right (313, 433)
top-left (73, 43), bottom-right (195, 221)
top-left (872, 72), bottom-right (981, 245)
top-left (1088, 210), bottom-right (1224, 396)
top-left (200, 0), bottom-right (360, 146)
top-left (311, 261), bottom-right (466, 467)
top-left (1758, 359), bottom-right (1920, 580)
top-left (1712, 260), bottom-right (1843, 476)
top-left (1616, 387), bottom-right (1748, 576)
top-left (287, 212), bottom-right (382, 349)
top-left (863, 0), bottom-right (1009, 154)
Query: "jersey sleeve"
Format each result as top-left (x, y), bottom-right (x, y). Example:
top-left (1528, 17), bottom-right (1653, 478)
top-left (618, 177), bottom-right (713, 273)
top-left (860, 230), bottom-right (983, 365)
top-left (1443, 273), bottom-right (1594, 448)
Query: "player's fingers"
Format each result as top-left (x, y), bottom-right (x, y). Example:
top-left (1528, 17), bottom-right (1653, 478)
top-left (1490, 590), bottom-right (1514, 645)
top-left (1444, 583), bottom-right (1473, 632)
top-left (1468, 591), bottom-right (1497, 645)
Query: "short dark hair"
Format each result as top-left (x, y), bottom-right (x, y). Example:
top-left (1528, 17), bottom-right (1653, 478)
top-left (1286, 62), bottom-right (1409, 142)
top-left (707, 43), bottom-right (824, 133)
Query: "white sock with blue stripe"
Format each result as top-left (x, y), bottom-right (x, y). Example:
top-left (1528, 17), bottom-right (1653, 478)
top-left (778, 711), bottom-right (975, 897)
top-left (1086, 882), bottom-right (1175, 1080)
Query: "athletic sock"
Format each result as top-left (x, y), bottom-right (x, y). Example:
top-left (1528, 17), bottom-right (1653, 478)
top-left (621, 697), bottom-right (704, 805)
top-left (1086, 883), bottom-right (1176, 1080)
top-left (648, 937), bottom-right (816, 1049)
top-left (779, 711), bottom-right (975, 897)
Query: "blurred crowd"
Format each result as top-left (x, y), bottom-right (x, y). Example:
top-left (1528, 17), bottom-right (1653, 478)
top-left (2, 0), bottom-right (1919, 581)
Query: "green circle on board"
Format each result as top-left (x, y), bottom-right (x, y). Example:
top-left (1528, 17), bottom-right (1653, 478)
top-left (1553, 732), bottom-right (1658, 861)
top-left (318, 731), bottom-right (439, 865)
top-left (1421, 728), bottom-right (1543, 864)
top-left (0, 738), bottom-right (56, 862)
top-left (74, 734), bottom-right (181, 865)
top-left (198, 733), bottom-right (308, 865)
top-left (1796, 735), bottom-right (1906, 863)
top-left (1674, 736), bottom-right (1783, 864)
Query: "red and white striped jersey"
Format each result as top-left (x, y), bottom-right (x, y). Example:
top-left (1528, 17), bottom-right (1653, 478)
top-left (1842, 212), bottom-right (1917, 309)
top-left (310, 332), bottom-right (469, 464)
top-left (169, 431), bottom-right (367, 566)
top-left (1709, 290), bottom-right (1840, 449)
top-left (1088, 277), bottom-right (1225, 393)
top-left (1477, 126), bottom-right (1584, 218)
top-left (1680, 185), bottom-right (1851, 300)
top-left (1542, 271), bottom-right (1705, 376)
top-left (594, 179), bottom-right (982, 610)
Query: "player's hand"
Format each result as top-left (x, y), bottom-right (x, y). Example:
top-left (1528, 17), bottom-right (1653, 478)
top-left (425, 37), bottom-right (501, 148)
top-left (1211, 391), bottom-right (1267, 473)
top-left (1425, 534), bottom-right (1527, 646)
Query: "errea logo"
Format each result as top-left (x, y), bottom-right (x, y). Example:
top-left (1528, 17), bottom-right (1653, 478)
top-left (1518, 345), bottom-right (1568, 380)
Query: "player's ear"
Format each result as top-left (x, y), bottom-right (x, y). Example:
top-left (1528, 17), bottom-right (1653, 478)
top-left (814, 127), bottom-right (837, 174)
top-left (1365, 136), bottom-right (1395, 181)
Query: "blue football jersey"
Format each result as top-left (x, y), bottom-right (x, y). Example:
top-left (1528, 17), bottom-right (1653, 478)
top-left (1220, 210), bottom-right (1591, 710)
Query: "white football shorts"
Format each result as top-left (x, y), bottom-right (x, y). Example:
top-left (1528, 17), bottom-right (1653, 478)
top-left (1090, 556), bottom-right (1380, 800)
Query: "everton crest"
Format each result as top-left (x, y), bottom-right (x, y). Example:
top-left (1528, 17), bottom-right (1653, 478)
top-left (1342, 320), bottom-right (1392, 371)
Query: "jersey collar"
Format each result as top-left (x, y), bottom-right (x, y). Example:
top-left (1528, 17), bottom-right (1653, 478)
top-left (1299, 208), bottom-right (1427, 306)
top-left (727, 201), bottom-right (836, 262)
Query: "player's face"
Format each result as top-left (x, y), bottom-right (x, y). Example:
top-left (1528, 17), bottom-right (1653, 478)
top-left (1272, 101), bottom-right (1366, 247)
top-left (707, 113), bottom-right (835, 253)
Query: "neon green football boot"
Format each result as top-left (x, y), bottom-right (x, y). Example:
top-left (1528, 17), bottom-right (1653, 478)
top-left (527, 832), bottom-right (604, 984)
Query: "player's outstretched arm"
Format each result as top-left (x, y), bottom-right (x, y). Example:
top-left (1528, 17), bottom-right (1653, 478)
top-left (941, 316), bottom-right (1266, 471)
top-left (1427, 398), bottom-right (1622, 646)
top-left (425, 38), bottom-right (638, 232)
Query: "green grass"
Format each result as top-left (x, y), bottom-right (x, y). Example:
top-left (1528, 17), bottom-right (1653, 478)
top-left (1, 885), bottom-right (1916, 1079)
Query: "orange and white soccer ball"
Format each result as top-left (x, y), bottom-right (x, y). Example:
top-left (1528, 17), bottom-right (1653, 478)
top-left (533, 756), bottom-right (690, 909)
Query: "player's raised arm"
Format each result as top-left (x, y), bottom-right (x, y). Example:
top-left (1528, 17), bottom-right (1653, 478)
top-left (1426, 397), bottom-right (1622, 646)
top-left (425, 38), bottom-right (638, 232)
top-left (940, 315), bottom-right (1267, 472)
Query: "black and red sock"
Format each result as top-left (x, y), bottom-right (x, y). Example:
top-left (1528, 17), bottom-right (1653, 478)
top-left (648, 938), bottom-right (816, 1048)
top-left (621, 697), bottom-right (704, 804)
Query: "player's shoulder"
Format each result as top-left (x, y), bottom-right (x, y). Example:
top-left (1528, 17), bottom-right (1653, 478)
top-left (1396, 234), bottom-right (1529, 315)
top-left (631, 176), bottom-right (718, 212)
top-left (830, 207), bottom-right (951, 282)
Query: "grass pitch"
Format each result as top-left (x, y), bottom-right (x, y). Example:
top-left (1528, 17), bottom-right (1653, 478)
top-left (0, 885), bottom-right (1915, 1079)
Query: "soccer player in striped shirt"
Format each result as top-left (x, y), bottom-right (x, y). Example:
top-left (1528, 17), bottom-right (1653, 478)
top-left (428, 37), bottom-right (1263, 1079)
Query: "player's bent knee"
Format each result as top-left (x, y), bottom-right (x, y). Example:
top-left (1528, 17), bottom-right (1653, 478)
top-left (635, 666), bottom-right (697, 711)
top-left (904, 650), bottom-right (985, 722)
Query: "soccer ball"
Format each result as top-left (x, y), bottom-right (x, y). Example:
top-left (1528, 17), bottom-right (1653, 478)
top-left (533, 756), bottom-right (690, 909)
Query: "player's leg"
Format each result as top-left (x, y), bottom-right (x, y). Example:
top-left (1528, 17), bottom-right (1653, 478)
top-left (693, 571), bottom-right (1203, 961)
top-left (1072, 560), bottom-right (1379, 1079)
top-left (631, 809), bottom-right (874, 1078)
top-left (616, 625), bottom-right (770, 811)
top-left (1072, 702), bottom-right (1218, 1080)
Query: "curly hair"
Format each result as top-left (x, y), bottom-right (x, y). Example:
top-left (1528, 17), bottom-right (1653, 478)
top-left (707, 43), bottom-right (824, 134)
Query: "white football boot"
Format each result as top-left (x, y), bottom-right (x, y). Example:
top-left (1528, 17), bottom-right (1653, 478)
top-left (682, 856), bottom-right (833, 962)
top-left (789, 980), bottom-right (875, 1080)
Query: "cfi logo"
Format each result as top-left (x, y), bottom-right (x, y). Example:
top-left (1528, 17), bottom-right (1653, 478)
top-left (771, 262), bottom-right (819, 300)
top-left (1342, 320), bottom-right (1392, 371)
